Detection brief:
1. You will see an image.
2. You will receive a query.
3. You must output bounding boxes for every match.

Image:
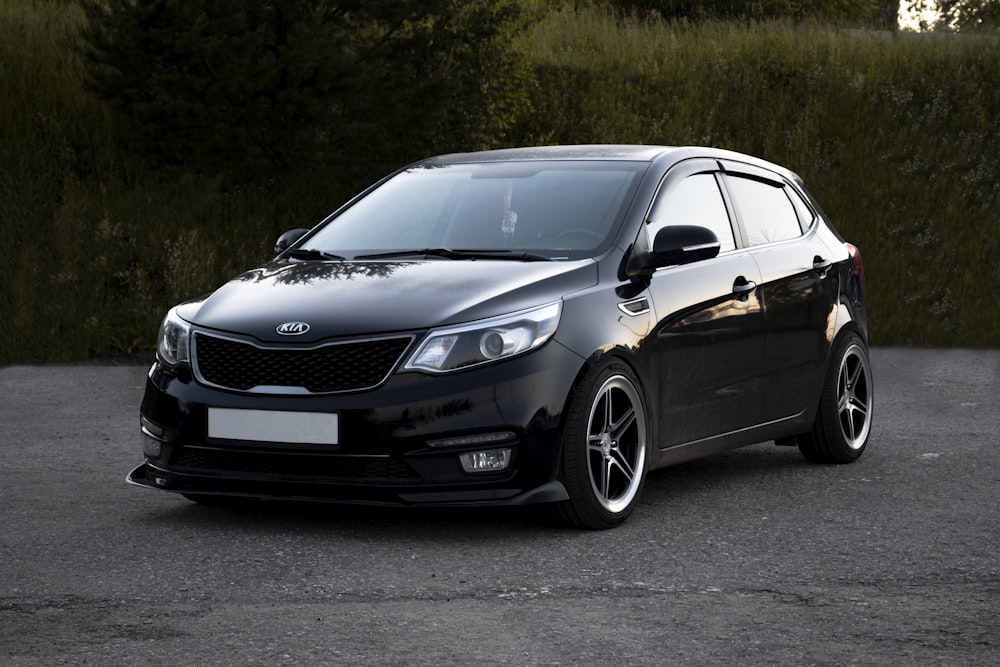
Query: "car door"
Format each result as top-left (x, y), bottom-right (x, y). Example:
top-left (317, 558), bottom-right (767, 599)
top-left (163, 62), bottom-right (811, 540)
top-left (643, 161), bottom-right (766, 448)
top-left (720, 163), bottom-right (838, 423)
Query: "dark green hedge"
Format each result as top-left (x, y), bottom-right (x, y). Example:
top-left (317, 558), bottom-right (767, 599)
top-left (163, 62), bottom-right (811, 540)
top-left (512, 11), bottom-right (999, 347)
top-left (1, 3), bottom-right (997, 363)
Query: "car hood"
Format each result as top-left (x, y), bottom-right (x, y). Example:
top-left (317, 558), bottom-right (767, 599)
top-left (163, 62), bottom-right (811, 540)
top-left (178, 259), bottom-right (598, 343)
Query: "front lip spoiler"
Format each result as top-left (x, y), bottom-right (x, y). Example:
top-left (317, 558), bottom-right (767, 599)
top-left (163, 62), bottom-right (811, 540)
top-left (126, 463), bottom-right (568, 508)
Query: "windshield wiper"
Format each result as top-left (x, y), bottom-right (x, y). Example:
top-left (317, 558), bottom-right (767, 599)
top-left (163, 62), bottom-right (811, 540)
top-left (285, 248), bottom-right (346, 261)
top-left (354, 248), bottom-right (550, 262)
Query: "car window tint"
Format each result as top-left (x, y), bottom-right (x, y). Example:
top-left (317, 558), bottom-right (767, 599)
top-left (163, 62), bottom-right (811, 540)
top-left (787, 186), bottom-right (815, 233)
top-left (306, 162), bottom-right (644, 258)
top-left (647, 173), bottom-right (736, 253)
top-left (727, 176), bottom-right (801, 246)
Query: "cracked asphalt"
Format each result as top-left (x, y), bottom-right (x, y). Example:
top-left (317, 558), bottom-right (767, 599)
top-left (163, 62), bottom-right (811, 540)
top-left (1, 348), bottom-right (998, 666)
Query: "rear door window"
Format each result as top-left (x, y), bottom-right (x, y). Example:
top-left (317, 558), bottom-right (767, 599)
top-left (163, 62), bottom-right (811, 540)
top-left (725, 176), bottom-right (802, 247)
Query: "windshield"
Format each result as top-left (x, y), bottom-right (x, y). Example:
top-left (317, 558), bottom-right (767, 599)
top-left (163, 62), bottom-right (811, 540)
top-left (303, 161), bottom-right (646, 260)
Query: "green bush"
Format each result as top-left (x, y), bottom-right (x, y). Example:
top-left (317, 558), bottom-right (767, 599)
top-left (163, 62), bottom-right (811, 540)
top-left (77, 0), bottom-right (540, 186)
top-left (513, 9), bottom-right (1000, 346)
top-left (1, 2), bottom-right (997, 363)
top-left (597, 0), bottom-right (895, 26)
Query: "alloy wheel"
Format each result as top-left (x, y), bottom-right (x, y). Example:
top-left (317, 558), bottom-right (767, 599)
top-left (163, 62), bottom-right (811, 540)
top-left (837, 343), bottom-right (873, 450)
top-left (586, 375), bottom-right (647, 514)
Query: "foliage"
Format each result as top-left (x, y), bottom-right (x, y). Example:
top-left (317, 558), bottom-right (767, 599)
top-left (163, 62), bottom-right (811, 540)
top-left (595, 0), bottom-right (898, 27)
top-left (77, 0), bottom-right (540, 188)
top-left (1, 0), bottom-right (998, 362)
top-left (905, 0), bottom-right (1000, 31)
top-left (512, 8), bottom-right (1000, 346)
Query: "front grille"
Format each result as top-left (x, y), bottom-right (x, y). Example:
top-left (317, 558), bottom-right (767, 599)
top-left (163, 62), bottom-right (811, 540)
top-left (193, 332), bottom-right (412, 393)
top-left (173, 446), bottom-right (419, 482)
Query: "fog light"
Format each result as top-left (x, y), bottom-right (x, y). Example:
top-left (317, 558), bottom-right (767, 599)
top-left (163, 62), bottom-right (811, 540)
top-left (459, 448), bottom-right (512, 473)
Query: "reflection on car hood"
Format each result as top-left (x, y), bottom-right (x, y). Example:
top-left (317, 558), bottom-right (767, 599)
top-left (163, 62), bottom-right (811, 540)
top-left (179, 259), bottom-right (598, 343)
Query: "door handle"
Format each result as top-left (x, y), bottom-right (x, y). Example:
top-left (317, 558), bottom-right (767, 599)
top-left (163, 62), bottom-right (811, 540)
top-left (732, 277), bottom-right (757, 301)
top-left (813, 256), bottom-right (832, 277)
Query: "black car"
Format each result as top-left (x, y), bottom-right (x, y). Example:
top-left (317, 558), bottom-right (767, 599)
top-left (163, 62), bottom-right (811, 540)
top-left (129, 145), bottom-right (872, 529)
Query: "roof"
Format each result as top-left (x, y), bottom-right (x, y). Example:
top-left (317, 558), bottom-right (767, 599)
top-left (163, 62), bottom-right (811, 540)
top-left (415, 144), bottom-right (803, 185)
top-left (423, 144), bottom-right (676, 165)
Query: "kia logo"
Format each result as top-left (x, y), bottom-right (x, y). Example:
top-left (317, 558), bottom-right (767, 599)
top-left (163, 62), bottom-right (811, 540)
top-left (276, 321), bottom-right (311, 336)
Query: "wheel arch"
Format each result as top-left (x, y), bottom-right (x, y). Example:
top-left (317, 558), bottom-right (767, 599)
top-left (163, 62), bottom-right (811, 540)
top-left (553, 346), bottom-right (651, 462)
top-left (563, 345), bottom-right (648, 414)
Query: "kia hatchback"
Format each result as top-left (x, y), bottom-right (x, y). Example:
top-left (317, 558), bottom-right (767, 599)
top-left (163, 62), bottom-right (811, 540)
top-left (129, 145), bottom-right (872, 529)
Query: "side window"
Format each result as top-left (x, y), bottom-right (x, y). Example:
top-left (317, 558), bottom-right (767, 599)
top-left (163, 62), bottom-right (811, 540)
top-left (647, 173), bottom-right (736, 253)
top-left (726, 176), bottom-right (801, 246)
top-left (786, 186), bottom-right (815, 233)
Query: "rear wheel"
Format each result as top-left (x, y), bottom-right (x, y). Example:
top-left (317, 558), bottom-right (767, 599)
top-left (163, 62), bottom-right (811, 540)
top-left (554, 359), bottom-right (648, 529)
top-left (798, 332), bottom-right (873, 463)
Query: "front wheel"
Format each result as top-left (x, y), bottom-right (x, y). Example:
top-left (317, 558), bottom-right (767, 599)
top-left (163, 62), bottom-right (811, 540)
top-left (553, 359), bottom-right (649, 529)
top-left (798, 332), bottom-right (874, 463)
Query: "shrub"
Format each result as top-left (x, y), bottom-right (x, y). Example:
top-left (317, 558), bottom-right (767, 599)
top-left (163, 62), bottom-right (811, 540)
top-left (77, 0), bottom-right (540, 187)
top-left (514, 9), bottom-right (1000, 345)
top-left (598, 0), bottom-right (897, 27)
top-left (1, 2), bottom-right (997, 362)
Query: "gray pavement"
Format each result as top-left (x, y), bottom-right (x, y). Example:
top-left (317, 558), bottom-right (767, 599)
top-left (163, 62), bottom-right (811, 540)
top-left (1, 349), bottom-right (998, 666)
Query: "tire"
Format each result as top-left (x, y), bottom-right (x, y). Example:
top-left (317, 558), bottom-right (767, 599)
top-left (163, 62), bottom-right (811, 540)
top-left (553, 359), bottom-right (649, 529)
top-left (798, 331), bottom-right (874, 464)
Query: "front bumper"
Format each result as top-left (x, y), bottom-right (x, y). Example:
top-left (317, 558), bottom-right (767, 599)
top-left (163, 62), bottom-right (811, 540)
top-left (132, 340), bottom-right (583, 507)
top-left (126, 463), bottom-right (569, 506)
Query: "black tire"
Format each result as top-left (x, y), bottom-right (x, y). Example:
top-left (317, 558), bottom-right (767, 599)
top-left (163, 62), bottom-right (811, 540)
top-left (553, 359), bottom-right (649, 529)
top-left (798, 331), bottom-right (874, 464)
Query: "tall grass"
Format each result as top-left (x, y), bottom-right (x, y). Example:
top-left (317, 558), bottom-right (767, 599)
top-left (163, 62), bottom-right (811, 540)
top-left (0, 1), bottom-right (110, 360)
top-left (1, 2), bottom-right (997, 362)
top-left (515, 8), bottom-right (1000, 346)
top-left (1, 1), bottom-right (336, 362)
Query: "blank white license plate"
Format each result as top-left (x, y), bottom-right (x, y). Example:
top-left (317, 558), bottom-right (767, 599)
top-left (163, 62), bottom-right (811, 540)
top-left (207, 408), bottom-right (339, 445)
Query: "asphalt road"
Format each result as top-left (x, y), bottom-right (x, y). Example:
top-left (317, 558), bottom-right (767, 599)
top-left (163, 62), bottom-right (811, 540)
top-left (1, 349), bottom-right (998, 666)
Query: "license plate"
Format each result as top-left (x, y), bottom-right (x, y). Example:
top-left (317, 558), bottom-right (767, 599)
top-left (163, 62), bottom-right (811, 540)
top-left (207, 408), bottom-right (339, 445)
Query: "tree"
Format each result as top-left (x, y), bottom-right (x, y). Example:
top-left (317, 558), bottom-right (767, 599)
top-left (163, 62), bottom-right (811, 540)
top-left (911, 0), bottom-right (1000, 31)
top-left (877, 1), bottom-right (902, 29)
top-left (78, 0), bottom-right (539, 188)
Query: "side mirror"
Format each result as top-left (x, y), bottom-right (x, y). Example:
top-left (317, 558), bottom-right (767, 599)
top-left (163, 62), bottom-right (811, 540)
top-left (274, 228), bottom-right (310, 255)
top-left (626, 225), bottom-right (721, 278)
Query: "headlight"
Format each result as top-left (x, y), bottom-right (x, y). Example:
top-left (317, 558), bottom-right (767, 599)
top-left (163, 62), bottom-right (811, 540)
top-left (404, 302), bottom-right (561, 373)
top-left (157, 306), bottom-right (191, 366)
